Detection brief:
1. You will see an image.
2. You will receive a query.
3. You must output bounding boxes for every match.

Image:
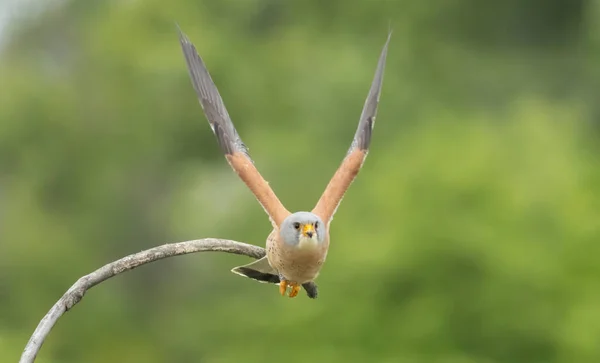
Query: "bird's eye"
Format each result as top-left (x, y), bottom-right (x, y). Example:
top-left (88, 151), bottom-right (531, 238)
top-left (293, 222), bottom-right (300, 230)
top-left (314, 222), bottom-right (319, 229)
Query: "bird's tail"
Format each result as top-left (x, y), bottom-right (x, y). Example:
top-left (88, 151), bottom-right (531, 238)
top-left (231, 256), bottom-right (280, 284)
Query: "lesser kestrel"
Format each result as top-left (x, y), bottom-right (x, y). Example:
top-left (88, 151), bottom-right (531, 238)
top-left (178, 27), bottom-right (390, 298)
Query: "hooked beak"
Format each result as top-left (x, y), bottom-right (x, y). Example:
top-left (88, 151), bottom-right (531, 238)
top-left (302, 224), bottom-right (315, 238)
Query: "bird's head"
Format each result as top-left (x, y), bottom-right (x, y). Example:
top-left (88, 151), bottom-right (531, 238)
top-left (280, 212), bottom-right (325, 248)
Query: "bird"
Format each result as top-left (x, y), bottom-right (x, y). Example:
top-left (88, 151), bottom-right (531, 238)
top-left (177, 26), bottom-right (390, 299)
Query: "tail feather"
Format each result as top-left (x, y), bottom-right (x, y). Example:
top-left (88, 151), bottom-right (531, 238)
top-left (231, 267), bottom-right (281, 284)
top-left (231, 256), bottom-right (320, 299)
top-left (231, 256), bottom-right (280, 284)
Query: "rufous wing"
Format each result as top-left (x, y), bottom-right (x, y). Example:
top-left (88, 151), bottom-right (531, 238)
top-left (312, 31), bottom-right (391, 226)
top-left (178, 27), bottom-right (290, 227)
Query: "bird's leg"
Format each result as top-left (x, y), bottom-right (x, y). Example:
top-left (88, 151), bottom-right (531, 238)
top-left (279, 280), bottom-right (288, 296)
top-left (278, 278), bottom-right (301, 298)
top-left (288, 282), bottom-right (301, 298)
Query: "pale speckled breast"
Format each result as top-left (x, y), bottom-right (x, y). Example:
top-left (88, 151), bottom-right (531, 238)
top-left (265, 229), bottom-right (330, 284)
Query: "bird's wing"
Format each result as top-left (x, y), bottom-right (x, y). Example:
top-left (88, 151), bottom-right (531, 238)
top-left (178, 27), bottom-right (291, 228)
top-left (312, 32), bottom-right (391, 226)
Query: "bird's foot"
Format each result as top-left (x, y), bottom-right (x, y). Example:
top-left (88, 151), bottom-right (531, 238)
top-left (289, 283), bottom-right (301, 298)
top-left (279, 280), bottom-right (301, 298)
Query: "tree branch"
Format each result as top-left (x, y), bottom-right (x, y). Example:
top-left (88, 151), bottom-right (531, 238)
top-left (19, 238), bottom-right (318, 363)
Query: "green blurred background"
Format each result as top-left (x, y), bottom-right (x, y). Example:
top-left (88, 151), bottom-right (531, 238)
top-left (2, 0), bottom-right (600, 362)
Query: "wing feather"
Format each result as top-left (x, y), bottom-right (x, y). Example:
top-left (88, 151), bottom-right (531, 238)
top-left (178, 27), bottom-right (290, 227)
top-left (312, 32), bottom-right (391, 225)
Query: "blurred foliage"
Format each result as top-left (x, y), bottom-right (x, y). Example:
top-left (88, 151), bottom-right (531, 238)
top-left (1, 0), bottom-right (600, 362)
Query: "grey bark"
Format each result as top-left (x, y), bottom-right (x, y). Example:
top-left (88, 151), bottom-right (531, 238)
top-left (19, 238), bottom-right (318, 363)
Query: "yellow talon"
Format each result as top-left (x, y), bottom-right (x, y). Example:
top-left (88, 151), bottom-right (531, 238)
top-left (279, 280), bottom-right (301, 298)
top-left (289, 283), bottom-right (301, 298)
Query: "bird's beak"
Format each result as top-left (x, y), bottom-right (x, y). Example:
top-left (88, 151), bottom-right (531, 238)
top-left (302, 224), bottom-right (315, 238)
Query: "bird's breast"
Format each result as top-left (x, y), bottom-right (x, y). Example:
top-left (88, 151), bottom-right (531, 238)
top-left (267, 232), bottom-right (329, 284)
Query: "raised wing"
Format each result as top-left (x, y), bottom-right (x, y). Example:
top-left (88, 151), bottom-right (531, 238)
top-left (178, 27), bottom-right (291, 227)
top-left (312, 32), bottom-right (391, 226)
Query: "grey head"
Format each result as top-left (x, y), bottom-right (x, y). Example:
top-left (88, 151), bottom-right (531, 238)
top-left (279, 211), bottom-right (326, 247)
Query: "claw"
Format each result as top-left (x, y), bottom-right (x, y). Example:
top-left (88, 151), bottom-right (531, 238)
top-left (279, 280), bottom-right (301, 298)
top-left (288, 283), bottom-right (301, 298)
top-left (279, 280), bottom-right (288, 296)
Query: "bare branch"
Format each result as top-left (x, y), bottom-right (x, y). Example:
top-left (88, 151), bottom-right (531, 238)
top-left (20, 238), bottom-right (318, 363)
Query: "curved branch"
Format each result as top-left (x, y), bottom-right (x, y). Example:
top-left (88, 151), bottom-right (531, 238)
top-left (19, 238), bottom-right (318, 363)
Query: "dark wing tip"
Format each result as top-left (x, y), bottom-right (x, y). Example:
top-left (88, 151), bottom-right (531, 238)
top-left (351, 32), bottom-right (391, 152)
top-left (213, 122), bottom-right (236, 155)
top-left (357, 116), bottom-right (375, 151)
top-left (177, 26), bottom-right (251, 158)
top-left (176, 25), bottom-right (197, 55)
